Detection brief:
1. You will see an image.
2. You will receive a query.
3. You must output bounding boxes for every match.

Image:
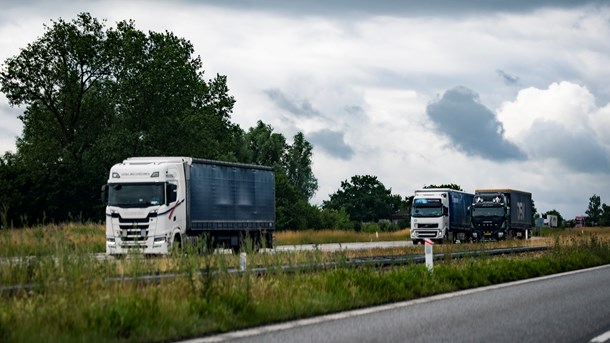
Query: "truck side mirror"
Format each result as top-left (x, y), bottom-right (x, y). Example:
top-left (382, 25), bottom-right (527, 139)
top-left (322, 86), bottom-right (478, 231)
top-left (443, 206), bottom-right (449, 216)
top-left (101, 185), bottom-right (108, 203)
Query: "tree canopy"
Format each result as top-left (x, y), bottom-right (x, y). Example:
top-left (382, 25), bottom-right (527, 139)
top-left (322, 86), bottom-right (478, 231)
top-left (423, 184), bottom-right (463, 191)
top-left (586, 194), bottom-right (602, 226)
top-left (0, 13), bottom-right (239, 224)
top-left (323, 175), bottom-right (403, 222)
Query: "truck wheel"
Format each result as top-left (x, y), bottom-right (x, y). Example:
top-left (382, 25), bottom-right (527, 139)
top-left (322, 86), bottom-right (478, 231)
top-left (265, 231), bottom-right (273, 250)
top-left (171, 233), bottom-right (183, 255)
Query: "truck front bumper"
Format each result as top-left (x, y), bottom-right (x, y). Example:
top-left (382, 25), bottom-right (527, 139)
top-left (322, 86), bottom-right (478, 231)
top-left (411, 229), bottom-right (443, 240)
top-left (472, 230), bottom-right (506, 241)
top-left (106, 236), bottom-right (170, 255)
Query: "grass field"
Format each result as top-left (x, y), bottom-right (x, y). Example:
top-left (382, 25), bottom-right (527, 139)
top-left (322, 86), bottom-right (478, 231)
top-left (0, 224), bottom-right (609, 342)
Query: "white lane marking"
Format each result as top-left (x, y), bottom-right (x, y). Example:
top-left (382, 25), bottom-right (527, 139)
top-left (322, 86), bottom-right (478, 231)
top-left (178, 264), bottom-right (610, 343)
top-left (591, 330), bottom-right (610, 342)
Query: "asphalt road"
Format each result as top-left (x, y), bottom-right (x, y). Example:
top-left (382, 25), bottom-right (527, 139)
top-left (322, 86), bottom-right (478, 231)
top-left (184, 264), bottom-right (610, 343)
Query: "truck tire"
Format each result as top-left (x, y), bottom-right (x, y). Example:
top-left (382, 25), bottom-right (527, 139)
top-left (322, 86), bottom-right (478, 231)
top-left (171, 233), bottom-right (183, 255)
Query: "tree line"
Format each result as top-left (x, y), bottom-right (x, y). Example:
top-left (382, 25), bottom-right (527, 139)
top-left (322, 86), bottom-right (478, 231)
top-left (0, 13), bottom-right (406, 230)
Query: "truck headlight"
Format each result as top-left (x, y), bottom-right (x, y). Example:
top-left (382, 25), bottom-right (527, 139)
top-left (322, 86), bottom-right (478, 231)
top-left (498, 232), bottom-right (504, 237)
top-left (154, 236), bottom-right (165, 243)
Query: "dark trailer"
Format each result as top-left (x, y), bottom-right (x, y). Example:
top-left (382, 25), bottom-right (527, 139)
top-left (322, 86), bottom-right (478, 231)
top-left (187, 159), bottom-right (275, 249)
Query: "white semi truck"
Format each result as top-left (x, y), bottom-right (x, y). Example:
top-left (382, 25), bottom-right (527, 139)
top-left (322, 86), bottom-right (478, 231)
top-left (102, 157), bottom-right (275, 255)
top-left (410, 188), bottom-right (474, 244)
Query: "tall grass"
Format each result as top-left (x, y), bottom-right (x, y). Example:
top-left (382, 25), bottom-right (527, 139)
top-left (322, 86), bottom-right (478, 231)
top-left (274, 228), bottom-right (410, 245)
top-left (0, 226), bottom-right (609, 342)
top-left (0, 222), bottom-right (104, 257)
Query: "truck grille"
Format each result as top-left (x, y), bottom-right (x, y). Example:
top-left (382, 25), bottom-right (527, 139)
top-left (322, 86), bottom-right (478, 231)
top-left (118, 223), bottom-right (149, 243)
top-left (417, 223), bottom-right (438, 228)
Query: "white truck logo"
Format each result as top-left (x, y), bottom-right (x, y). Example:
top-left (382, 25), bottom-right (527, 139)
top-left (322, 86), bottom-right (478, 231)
top-left (517, 201), bottom-right (524, 220)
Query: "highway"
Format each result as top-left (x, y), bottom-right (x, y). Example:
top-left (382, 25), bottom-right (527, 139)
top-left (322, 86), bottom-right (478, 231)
top-left (185, 264), bottom-right (610, 343)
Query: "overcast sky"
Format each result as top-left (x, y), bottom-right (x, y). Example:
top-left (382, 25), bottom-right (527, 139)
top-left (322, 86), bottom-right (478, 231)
top-left (1, 0), bottom-right (610, 219)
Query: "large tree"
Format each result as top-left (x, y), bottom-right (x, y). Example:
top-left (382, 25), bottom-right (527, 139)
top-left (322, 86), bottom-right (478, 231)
top-left (285, 132), bottom-right (318, 200)
top-left (323, 175), bottom-right (402, 223)
top-left (242, 120), bottom-right (287, 169)
top-left (586, 194), bottom-right (603, 226)
top-left (239, 121), bottom-right (321, 228)
top-left (0, 13), bottom-right (237, 224)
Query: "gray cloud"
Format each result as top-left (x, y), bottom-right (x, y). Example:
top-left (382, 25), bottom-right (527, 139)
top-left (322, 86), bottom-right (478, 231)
top-left (264, 89), bottom-right (322, 118)
top-left (427, 86), bottom-right (526, 161)
top-left (0, 103), bottom-right (22, 135)
top-left (307, 129), bottom-right (354, 160)
top-left (523, 120), bottom-right (610, 173)
top-left (191, 0), bottom-right (599, 17)
top-left (497, 70), bottom-right (520, 86)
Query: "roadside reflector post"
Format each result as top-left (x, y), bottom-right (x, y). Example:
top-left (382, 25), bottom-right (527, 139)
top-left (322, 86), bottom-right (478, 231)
top-left (240, 252), bottom-right (247, 271)
top-left (424, 239), bottom-right (434, 271)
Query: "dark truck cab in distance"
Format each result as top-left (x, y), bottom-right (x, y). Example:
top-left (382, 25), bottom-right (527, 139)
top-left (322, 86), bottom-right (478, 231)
top-left (471, 189), bottom-right (532, 241)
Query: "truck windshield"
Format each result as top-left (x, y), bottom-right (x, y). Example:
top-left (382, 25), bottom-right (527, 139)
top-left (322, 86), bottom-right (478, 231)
top-left (108, 183), bottom-right (164, 208)
top-left (472, 206), bottom-right (505, 217)
top-left (411, 198), bottom-right (443, 217)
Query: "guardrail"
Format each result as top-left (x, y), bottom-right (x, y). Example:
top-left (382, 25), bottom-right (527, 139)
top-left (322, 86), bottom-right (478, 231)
top-left (0, 245), bottom-right (550, 295)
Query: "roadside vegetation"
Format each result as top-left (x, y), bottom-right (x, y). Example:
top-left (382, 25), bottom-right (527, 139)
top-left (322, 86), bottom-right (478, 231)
top-left (0, 225), bottom-right (609, 343)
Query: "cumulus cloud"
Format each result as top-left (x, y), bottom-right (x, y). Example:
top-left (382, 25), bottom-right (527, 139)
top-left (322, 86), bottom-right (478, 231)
top-left (426, 86), bottom-right (526, 161)
top-left (497, 81), bottom-right (610, 173)
top-left (307, 129), bottom-right (354, 160)
top-left (498, 82), bottom-right (596, 139)
top-left (264, 88), bottom-right (322, 119)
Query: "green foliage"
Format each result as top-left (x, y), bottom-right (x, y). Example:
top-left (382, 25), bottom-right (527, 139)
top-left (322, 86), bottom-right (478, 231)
top-left (238, 121), bottom-right (322, 228)
top-left (242, 120), bottom-right (287, 169)
top-left (285, 132), bottom-right (318, 200)
top-left (0, 13), bottom-right (238, 225)
top-left (586, 194), bottom-right (602, 225)
top-left (359, 221), bottom-right (401, 233)
top-left (323, 175), bottom-right (404, 223)
top-left (423, 184), bottom-right (463, 191)
top-left (601, 203), bottom-right (610, 226)
top-left (532, 198), bottom-right (538, 220)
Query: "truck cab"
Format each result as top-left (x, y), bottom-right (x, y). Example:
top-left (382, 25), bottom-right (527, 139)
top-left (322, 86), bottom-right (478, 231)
top-left (410, 190), bottom-right (450, 244)
top-left (103, 157), bottom-right (187, 255)
top-left (470, 192), bottom-right (509, 241)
